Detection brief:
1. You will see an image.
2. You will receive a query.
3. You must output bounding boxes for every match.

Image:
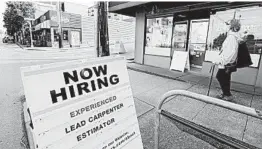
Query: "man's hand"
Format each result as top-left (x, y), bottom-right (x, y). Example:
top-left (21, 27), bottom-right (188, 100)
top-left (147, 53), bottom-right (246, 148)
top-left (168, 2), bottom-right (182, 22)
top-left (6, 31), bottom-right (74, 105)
top-left (214, 57), bottom-right (221, 65)
top-left (214, 61), bottom-right (220, 65)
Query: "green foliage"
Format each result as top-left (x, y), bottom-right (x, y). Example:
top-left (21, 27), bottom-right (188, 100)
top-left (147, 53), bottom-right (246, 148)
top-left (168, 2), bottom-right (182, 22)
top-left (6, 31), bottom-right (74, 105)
top-left (212, 32), bottom-right (227, 50)
top-left (2, 1), bottom-right (35, 36)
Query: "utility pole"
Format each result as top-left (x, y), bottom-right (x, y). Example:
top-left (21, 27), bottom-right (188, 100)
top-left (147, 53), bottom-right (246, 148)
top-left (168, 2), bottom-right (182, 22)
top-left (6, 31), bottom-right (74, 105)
top-left (94, 2), bottom-right (100, 57)
top-left (56, 2), bottom-right (63, 48)
top-left (97, 1), bottom-right (110, 57)
top-left (28, 21), bottom-right (33, 48)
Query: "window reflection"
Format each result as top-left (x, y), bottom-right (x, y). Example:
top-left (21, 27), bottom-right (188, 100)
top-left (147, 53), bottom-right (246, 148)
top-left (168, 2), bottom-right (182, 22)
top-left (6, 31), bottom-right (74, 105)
top-left (145, 17), bottom-right (173, 56)
top-left (206, 7), bottom-right (262, 68)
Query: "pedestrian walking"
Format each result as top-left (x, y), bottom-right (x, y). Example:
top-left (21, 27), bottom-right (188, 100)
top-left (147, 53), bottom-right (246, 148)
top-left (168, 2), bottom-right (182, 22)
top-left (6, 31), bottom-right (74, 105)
top-left (214, 19), bottom-right (245, 101)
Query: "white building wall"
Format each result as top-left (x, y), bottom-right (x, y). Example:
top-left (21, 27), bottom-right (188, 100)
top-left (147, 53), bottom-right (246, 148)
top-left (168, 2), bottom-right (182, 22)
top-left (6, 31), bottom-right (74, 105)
top-left (81, 15), bottom-right (135, 47)
top-left (33, 2), bottom-right (56, 19)
top-left (64, 2), bottom-right (91, 16)
top-left (81, 15), bottom-right (95, 47)
top-left (108, 19), bottom-right (135, 44)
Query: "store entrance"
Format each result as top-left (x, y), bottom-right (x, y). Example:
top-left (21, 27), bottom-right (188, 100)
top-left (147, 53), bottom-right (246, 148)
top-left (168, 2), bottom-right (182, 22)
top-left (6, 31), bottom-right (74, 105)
top-left (188, 19), bottom-right (209, 69)
top-left (171, 21), bottom-right (188, 56)
top-left (171, 18), bottom-right (209, 71)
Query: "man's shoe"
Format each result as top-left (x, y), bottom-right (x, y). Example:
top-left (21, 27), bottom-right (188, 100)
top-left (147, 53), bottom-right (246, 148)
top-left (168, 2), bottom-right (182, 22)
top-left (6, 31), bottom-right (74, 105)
top-left (215, 94), bottom-right (224, 99)
top-left (223, 95), bottom-right (234, 101)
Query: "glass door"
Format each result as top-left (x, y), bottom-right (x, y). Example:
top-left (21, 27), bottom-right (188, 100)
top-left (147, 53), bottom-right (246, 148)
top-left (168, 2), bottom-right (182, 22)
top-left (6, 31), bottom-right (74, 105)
top-left (171, 21), bottom-right (188, 57)
top-left (188, 19), bottom-right (209, 68)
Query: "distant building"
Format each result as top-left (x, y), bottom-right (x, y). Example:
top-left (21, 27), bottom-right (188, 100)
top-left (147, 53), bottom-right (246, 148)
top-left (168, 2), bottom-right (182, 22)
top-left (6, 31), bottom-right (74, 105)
top-left (32, 10), bottom-right (81, 48)
top-left (20, 2), bottom-right (135, 48)
top-left (33, 2), bottom-right (134, 22)
top-left (87, 4), bottom-right (135, 22)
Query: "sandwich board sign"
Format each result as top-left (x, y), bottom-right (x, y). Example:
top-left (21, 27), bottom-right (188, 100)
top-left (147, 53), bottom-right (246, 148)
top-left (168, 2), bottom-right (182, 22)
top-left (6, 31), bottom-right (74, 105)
top-left (170, 51), bottom-right (190, 72)
top-left (21, 56), bottom-right (143, 149)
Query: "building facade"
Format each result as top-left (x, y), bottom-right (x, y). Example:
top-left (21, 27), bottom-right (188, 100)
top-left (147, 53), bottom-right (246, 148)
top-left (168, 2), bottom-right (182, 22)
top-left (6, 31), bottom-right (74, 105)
top-left (29, 2), bottom-right (135, 48)
top-left (32, 10), bottom-right (81, 48)
top-left (109, 2), bottom-right (262, 88)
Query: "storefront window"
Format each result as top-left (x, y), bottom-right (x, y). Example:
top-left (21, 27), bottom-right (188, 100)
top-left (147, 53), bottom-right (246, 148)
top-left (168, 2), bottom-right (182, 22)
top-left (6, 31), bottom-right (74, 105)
top-left (172, 22), bottom-right (188, 52)
top-left (45, 29), bottom-right (52, 47)
top-left (206, 7), bottom-right (262, 68)
top-left (63, 30), bottom-right (68, 40)
top-left (54, 29), bottom-right (59, 42)
top-left (145, 17), bottom-right (173, 56)
top-left (188, 20), bottom-right (209, 67)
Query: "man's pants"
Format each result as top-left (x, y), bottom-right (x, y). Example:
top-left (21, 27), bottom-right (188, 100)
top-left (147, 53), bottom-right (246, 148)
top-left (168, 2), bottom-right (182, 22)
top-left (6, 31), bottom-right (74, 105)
top-left (216, 69), bottom-right (232, 96)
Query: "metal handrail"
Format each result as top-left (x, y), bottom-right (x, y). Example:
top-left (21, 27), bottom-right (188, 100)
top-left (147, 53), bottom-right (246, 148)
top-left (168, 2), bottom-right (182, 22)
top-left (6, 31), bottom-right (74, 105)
top-left (155, 90), bottom-right (262, 149)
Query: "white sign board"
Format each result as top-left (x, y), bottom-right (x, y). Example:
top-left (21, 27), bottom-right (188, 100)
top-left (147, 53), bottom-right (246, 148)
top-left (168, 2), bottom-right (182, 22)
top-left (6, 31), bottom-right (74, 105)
top-left (71, 31), bottom-right (80, 46)
top-left (170, 51), bottom-right (190, 72)
top-left (21, 56), bottom-right (143, 149)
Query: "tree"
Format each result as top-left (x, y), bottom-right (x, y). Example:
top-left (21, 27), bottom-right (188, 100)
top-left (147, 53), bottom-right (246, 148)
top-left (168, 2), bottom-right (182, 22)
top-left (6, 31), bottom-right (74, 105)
top-left (2, 1), bottom-right (35, 36)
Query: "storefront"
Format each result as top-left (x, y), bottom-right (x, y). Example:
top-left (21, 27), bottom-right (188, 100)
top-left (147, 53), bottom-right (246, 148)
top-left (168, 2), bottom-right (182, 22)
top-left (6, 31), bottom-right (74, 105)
top-left (32, 10), bottom-right (82, 48)
top-left (109, 2), bottom-right (262, 87)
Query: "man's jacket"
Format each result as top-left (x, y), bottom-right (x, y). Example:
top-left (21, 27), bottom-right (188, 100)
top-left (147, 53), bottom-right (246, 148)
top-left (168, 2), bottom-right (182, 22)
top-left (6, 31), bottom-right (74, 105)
top-left (217, 30), bottom-right (239, 69)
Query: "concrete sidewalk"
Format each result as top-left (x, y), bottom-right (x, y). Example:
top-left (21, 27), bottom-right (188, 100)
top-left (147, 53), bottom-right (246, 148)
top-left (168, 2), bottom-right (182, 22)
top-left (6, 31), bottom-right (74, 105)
top-left (127, 62), bottom-right (262, 96)
top-left (16, 42), bottom-right (135, 60)
top-left (127, 64), bottom-right (262, 148)
top-left (16, 43), bottom-right (93, 51)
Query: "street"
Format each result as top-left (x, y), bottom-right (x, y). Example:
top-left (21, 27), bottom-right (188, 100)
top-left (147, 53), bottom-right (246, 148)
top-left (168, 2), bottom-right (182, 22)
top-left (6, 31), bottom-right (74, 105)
top-left (0, 43), bottom-right (96, 63)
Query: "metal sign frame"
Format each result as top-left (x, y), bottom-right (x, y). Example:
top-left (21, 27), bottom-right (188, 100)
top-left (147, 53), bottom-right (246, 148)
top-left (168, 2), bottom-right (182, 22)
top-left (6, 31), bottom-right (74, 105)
top-left (155, 90), bottom-right (262, 149)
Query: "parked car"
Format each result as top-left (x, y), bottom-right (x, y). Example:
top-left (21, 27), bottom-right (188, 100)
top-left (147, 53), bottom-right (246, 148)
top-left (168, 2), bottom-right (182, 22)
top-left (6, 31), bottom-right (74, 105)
top-left (2, 37), bottom-right (8, 43)
top-left (2, 36), bottom-right (14, 43)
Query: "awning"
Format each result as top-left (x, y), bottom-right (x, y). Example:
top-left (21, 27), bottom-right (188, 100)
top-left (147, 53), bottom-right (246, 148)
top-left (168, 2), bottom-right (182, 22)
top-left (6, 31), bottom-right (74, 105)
top-left (108, 2), bottom-right (262, 17)
top-left (34, 20), bottom-right (51, 31)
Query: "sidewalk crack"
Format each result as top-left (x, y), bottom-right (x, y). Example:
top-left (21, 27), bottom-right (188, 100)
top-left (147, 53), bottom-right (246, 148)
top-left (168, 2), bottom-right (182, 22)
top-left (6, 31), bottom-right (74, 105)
top-left (192, 103), bottom-right (208, 121)
top-left (134, 97), bottom-right (156, 108)
top-left (137, 107), bottom-right (155, 119)
top-left (241, 95), bottom-right (254, 141)
top-left (241, 116), bottom-right (249, 141)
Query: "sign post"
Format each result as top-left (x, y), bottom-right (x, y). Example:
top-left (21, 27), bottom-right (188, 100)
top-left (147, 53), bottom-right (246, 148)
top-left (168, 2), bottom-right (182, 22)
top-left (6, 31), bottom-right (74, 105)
top-left (21, 57), bottom-right (143, 149)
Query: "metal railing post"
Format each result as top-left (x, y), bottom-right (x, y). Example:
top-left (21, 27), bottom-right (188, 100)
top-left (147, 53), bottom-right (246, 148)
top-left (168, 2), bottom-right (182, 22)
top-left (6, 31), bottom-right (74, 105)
top-left (155, 90), bottom-right (262, 149)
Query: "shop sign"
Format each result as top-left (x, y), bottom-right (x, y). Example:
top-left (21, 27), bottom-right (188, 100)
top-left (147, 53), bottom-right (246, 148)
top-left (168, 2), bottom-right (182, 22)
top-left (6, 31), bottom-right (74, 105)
top-left (62, 16), bottom-right (70, 23)
top-left (35, 24), bottom-right (41, 31)
top-left (63, 30), bottom-right (68, 40)
top-left (20, 57), bottom-right (143, 149)
top-left (51, 16), bottom-right (58, 22)
top-left (170, 51), bottom-right (190, 72)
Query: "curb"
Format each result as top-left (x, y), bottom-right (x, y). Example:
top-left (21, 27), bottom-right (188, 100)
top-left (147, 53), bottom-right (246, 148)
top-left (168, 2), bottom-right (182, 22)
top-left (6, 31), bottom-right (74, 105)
top-left (16, 42), bottom-right (25, 49)
top-left (127, 66), bottom-right (187, 83)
